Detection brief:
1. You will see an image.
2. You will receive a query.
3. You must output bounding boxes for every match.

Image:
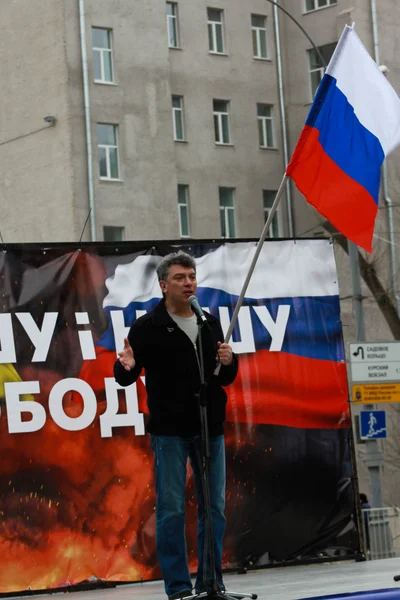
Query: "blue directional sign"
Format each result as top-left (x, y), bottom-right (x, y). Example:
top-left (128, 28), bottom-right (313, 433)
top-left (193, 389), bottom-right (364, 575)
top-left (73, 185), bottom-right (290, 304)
top-left (360, 410), bottom-right (387, 440)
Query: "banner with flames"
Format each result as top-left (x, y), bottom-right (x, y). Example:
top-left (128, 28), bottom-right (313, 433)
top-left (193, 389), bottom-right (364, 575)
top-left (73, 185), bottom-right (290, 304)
top-left (0, 239), bottom-right (359, 593)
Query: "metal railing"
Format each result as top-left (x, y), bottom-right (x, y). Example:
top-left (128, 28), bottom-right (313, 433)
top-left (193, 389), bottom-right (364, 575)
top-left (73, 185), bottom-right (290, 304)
top-left (361, 506), bottom-right (400, 560)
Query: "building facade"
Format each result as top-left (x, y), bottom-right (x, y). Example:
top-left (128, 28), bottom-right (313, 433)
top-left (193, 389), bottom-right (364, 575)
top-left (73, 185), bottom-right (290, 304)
top-left (1, 0), bottom-right (292, 244)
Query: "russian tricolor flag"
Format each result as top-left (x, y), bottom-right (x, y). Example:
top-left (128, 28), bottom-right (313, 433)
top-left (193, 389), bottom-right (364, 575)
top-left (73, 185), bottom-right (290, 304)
top-left (286, 25), bottom-right (400, 253)
top-left (93, 240), bottom-right (349, 430)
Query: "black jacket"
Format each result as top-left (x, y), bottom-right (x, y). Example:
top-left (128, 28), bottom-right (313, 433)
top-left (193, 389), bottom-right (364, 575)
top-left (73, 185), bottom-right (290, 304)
top-left (113, 300), bottom-right (238, 436)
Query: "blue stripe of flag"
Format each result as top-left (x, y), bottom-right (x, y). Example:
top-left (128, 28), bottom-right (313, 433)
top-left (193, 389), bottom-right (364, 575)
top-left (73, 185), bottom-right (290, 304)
top-left (98, 289), bottom-right (345, 363)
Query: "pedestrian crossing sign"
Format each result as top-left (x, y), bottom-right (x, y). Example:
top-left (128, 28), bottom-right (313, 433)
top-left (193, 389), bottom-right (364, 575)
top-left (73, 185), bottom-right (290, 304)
top-left (359, 410), bottom-right (387, 440)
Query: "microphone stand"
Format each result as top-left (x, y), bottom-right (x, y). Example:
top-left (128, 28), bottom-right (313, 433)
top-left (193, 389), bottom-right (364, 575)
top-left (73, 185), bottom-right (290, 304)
top-left (187, 315), bottom-right (257, 600)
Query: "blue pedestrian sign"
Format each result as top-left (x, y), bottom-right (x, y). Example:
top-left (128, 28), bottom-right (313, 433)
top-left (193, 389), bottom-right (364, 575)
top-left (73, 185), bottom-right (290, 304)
top-left (360, 410), bottom-right (387, 440)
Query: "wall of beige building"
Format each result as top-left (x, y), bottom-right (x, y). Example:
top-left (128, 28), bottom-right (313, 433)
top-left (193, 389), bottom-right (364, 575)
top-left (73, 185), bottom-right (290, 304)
top-left (0, 0), bottom-right (291, 243)
top-left (0, 0), bottom-right (77, 242)
top-left (168, 0), bottom-right (287, 239)
top-left (63, 0), bottom-right (288, 242)
top-left (64, 0), bottom-right (178, 242)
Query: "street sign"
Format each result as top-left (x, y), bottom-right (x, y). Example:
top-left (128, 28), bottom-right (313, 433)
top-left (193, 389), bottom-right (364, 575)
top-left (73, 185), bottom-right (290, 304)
top-left (359, 410), bottom-right (387, 440)
top-left (352, 383), bottom-right (400, 404)
top-left (349, 342), bottom-right (400, 383)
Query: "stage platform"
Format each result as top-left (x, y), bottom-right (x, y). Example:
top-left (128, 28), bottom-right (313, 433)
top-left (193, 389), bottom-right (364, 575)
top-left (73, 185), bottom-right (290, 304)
top-left (9, 557), bottom-right (400, 600)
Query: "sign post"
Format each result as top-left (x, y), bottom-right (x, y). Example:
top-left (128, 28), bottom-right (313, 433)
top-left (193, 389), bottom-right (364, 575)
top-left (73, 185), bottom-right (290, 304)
top-left (348, 342), bottom-right (400, 508)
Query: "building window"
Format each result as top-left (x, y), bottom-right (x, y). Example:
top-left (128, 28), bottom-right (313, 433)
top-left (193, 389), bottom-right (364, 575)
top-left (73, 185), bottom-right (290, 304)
top-left (178, 185), bottom-right (190, 237)
top-left (172, 96), bottom-right (185, 141)
top-left (167, 2), bottom-right (179, 48)
top-left (251, 15), bottom-right (267, 59)
top-left (97, 124), bottom-right (120, 180)
top-left (104, 226), bottom-right (124, 241)
top-left (92, 28), bottom-right (114, 83)
top-left (309, 42), bottom-right (336, 96)
top-left (207, 8), bottom-right (225, 54)
top-left (219, 188), bottom-right (236, 238)
top-left (213, 100), bottom-right (230, 144)
top-left (257, 104), bottom-right (274, 148)
top-left (305, 0), bottom-right (337, 12)
top-left (263, 190), bottom-right (279, 238)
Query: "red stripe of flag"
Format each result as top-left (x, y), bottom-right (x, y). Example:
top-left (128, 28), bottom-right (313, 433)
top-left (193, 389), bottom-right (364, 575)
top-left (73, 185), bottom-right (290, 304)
top-left (226, 350), bottom-right (350, 429)
top-left (286, 125), bottom-right (378, 252)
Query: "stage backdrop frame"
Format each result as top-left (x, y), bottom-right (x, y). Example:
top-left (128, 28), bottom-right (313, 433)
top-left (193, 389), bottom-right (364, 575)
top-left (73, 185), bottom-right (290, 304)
top-left (0, 238), bottom-right (362, 595)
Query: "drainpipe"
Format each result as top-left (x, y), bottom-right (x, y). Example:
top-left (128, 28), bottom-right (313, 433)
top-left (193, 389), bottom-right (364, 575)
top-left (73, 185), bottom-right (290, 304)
top-left (371, 0), bottom-right (400, 316)
top-left (78, 0), bottom-right (96, 241)
top-left (272, 1), bottom-right (294, 237)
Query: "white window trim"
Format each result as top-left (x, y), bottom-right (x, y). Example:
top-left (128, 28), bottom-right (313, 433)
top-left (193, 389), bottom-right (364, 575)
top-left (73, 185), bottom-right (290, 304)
top-left (214, 103), bottom-right (230, 145)
top-left (98, 126), bottom-right (120, 181)
top-left (93, 29), bottom-right (114, 84)
top-left (220, 204), bottom-right (236, 238)
top-left (309, 64), bottom-right (325, 97)
top-left (172, 96), bottom-right (185, 141)
top-left (167, 3), bottom-right (179, 48)
top-left (308, 43), bottom-right (336, 98)
top-left (304, 0), bottom-right (337, 14)
top-left (258, 107), bottom-right (274, 148)
top-left (178, 185), bottom-right (190, 237)
top-left (208, 10), bottom-right (225, 54)
top-left (219, 189), bottom-right (236, 238)
top-left (252, 19), bottom-right (268, 59)
top-left (263, 201), bottom-right (280, 238)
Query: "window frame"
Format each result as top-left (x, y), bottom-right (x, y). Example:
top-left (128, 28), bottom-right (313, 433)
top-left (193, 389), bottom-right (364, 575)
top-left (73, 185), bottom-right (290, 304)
top-left (309, 55), bottom-right (325, 97)
top-left (304, 0), bottom-right (337, 13)
top-left (177, 184), bottom-right (190, 238)
top-left (257, 104), bottom-right (274, 148)
top-left (251, 14), bottom-right (268, 59)
top-left (97, 124), bottom-right (120, 181)
top-left (92, 27), bottom-right (114, 84)
top-left (308, 42), bottom-right (336, 98)
top-left (213, 99), bottom-right (231, 145)
top-left (263, 190), bottom-right (280, 238)
top-left (166, 2), bottom-right (180, 48)
top-left (207, 8), bottom-right (225, 54)
top-left (172, 95), bottom-right (185, 142)
top-left (103, 226), bottom-right (125, 242)
top-left (219, 187), bottom-right (236, 238)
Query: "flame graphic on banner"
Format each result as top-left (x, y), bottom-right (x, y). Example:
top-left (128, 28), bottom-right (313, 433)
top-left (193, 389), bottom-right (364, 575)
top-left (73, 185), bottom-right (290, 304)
top-left (0, 379), bottom-right (159, 592)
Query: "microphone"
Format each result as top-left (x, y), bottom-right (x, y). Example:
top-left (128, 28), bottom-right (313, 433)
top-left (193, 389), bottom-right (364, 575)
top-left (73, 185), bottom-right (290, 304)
top-left (188, 295), bottom-right (207, 324)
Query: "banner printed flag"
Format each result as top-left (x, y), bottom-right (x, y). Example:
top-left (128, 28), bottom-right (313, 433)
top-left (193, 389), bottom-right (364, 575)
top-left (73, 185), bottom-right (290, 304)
top-left (286, 25), bottom-right (400, 253)
top-left (92, 240), bottom-right (349, 430)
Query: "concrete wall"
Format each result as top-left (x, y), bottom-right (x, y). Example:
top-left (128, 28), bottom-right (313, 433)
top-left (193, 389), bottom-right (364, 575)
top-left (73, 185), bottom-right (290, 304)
top-left (65, 0), bottom-right (287, 242)
top-left (77, 0), bottom-right (179, 241)
top-left (0, 0), bottom-right (76, 242)
top-left (167, 0), bottom-right (286, 239)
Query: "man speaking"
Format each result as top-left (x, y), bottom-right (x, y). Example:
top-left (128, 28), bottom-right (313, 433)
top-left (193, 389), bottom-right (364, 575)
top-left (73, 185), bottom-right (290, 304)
top-left (114, 250), bottom-right (238, 600)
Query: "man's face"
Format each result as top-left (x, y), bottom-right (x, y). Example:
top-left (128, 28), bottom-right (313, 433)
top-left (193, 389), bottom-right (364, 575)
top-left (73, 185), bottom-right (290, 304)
top-left (160, 264), bottom-right (197, 305)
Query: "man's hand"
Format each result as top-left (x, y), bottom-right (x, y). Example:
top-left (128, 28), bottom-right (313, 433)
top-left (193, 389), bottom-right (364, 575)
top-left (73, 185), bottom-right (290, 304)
top-left (118, 338), bottom-right (135, 371)
top-left (217, 342), bottom-right (233, 366)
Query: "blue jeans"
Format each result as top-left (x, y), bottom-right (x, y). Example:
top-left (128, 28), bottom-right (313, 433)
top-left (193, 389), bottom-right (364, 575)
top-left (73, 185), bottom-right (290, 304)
top-left (150, 434), bottom-right (226, 599)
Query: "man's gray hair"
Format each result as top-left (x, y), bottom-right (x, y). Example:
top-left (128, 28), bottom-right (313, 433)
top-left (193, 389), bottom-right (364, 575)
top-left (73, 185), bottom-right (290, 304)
top-left (156, 251), bottom-right (196, 282)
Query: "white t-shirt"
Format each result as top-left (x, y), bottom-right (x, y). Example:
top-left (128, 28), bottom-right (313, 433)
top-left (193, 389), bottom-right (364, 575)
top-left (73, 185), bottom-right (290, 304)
top-left (167, 311), bottom-right (198, 344)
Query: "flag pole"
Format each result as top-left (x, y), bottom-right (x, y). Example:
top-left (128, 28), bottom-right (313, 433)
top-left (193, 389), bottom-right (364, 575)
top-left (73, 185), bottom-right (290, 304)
top-left (222, 172), bottom-right (288, 346)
